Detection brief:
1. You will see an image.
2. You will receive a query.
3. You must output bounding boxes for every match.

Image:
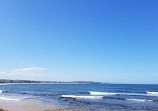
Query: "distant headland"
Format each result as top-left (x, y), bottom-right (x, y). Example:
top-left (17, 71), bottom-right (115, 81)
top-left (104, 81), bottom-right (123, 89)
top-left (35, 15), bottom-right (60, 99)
top-left (0, 79), bottom-right (103, 84)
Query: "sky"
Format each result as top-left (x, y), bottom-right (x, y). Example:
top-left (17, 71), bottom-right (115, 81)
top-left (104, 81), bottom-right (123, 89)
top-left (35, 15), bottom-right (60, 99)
top-left (0, 0), bottom-right (158, 84)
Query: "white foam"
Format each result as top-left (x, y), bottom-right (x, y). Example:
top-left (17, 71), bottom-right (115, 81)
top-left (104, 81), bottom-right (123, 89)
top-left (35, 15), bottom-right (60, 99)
top-left (147, 92), bottom-right (158, 95)
top-left (0, 96), bottom-right (21, 101)
top-left (89, 91), bottom-right (158, 98)
top-left (89, 91), bottom-right (117, 95)
top-left (146, 92), bottom-right (158, 97)
top-left (126, 98), bottom-right (153, 102)
top-left (0, 90), bottom-right (3, 94)
top-left (121, 93), bottom-right (146, 96)
top-left (89, 91), bottom-right (147, 96)
top-left (62, 95), bottom-right (103, 99)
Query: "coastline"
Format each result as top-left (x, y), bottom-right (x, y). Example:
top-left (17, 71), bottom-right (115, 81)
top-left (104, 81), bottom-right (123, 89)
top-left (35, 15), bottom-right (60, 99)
top-left (0, 108), bottom-right (6, 111)
top-left (0, 83), bottom-right (88, 85)
top-left (0, 83), bottom-right (90, 111)
top-left (0, 79), bottom-right (100, 85)
top-left (0, 99), bottom-right (87, 111)
top-left (1, 84), bottom-right (158, 110)
top-left (0, 99), bottom-right (68, 111)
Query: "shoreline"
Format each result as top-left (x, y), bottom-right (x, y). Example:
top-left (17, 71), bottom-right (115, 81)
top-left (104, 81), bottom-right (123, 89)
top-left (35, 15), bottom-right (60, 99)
top-left (0, 108), bottom-right (6, 111)
top-left (0, 98), bottom-right (68, 111)
top-left (0, 83), bottom-right (88, 85)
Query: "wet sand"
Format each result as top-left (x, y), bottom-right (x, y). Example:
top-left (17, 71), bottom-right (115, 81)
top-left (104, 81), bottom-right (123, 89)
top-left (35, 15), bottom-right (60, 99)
top-left (0, 108), bottom-right (7, 111)
top-left (0, 99), bottom-right (68, 111)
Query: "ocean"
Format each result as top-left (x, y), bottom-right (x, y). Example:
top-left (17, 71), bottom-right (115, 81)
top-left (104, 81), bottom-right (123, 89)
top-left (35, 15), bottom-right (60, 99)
top-left (0, 84), bottom-right (158, 111)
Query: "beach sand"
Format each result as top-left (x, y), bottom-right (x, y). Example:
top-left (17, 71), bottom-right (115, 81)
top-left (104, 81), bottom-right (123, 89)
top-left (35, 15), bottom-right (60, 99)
top-left (0, 108), bottom-right (6, 111)
top-left (0, 100), bottom-right (89, 111)
top-left (0, 99), bottom-right (68, 111)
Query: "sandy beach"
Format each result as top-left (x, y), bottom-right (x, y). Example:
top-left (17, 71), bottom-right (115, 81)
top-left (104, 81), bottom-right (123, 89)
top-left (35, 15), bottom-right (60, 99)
top-left (0, 99), bottom-right (67, 111)
top-left (0, 98), bottom-right (89, 111)
top-left (0, 108), bottom-right (6, 111)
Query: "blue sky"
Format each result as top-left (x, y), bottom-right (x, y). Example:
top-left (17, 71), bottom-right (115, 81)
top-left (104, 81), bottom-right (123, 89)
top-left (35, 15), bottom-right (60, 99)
top-left (0, 0), bottom-right (158, 84)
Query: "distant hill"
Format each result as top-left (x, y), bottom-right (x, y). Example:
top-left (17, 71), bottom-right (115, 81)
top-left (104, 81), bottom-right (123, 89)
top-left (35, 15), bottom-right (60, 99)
top-left (0, 79), bottom-right (103, 84)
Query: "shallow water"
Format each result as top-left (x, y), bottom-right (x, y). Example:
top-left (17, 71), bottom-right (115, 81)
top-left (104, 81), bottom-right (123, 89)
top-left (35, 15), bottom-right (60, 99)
top-left (0, 84), bottom-right (158, 111)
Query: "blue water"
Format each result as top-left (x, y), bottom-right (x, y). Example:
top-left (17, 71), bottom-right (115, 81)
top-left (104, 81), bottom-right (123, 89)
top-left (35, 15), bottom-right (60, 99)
top-left (0, 84), bottom-right (158, 110)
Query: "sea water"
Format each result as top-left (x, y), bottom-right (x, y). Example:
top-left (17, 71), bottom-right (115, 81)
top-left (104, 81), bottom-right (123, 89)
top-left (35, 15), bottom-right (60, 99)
top-left (0, 84), bottom-right (158, 111)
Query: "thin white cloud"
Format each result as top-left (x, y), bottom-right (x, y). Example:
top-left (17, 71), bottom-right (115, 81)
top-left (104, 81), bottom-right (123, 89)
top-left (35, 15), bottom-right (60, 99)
top-left (10, 67), bottom-right (46, 75)
top-left (0, 71), bottom-right (6, 74)
top-left (5, 67), bottom-right (45, 77)
top-left (0, 67), bottom-right (55, 80)
top-left (13, 67), bottom-right (46, 72)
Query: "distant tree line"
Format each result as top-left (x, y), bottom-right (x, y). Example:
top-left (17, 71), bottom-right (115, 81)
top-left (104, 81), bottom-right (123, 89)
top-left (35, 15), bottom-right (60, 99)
top-left (0, 79), bottom-right (103, 84)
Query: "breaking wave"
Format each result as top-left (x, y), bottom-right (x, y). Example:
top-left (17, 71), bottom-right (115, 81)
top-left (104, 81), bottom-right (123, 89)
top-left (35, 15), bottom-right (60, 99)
top-left (0, 96), bottom-right (22, 101)
top-left (61, 95), bottom-right (103, 99)
top-left (89, 91), bottom-right (158, 97)
top-left (89, 91), bottom-right (145, 96)
top-left (126, 98), bottom-right (153, 102)
top-left (89, 91), bottom-right (117, 95)
top-left (146, 92), bottom-right (158, 95)
top-left (0, 90), bottom-right (3, 94)
top-left (0, 90), bottom-right (12, 94)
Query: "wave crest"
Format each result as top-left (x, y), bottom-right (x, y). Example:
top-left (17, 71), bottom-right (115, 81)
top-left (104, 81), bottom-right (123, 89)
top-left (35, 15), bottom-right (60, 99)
top-left (126, 98), bottom-right (153, 102)
top-left (146, 92), bottom-right (158, 95)
top-left (89, 91), bottom-right (146, 96)
top-left (0, 90), bottom-right (3, 94)
top-left (89, 91), bottom-right (117, 95)
top-left (0, 96), bottom-right (22, 101)
top-left (61, 95), bottom-right (103, 99)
